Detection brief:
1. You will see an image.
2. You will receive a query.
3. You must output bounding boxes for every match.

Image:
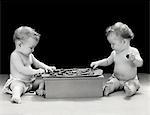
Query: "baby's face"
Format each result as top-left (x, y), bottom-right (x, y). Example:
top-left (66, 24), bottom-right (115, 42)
top-left (107, 33), bottom-right (124, 53)
top-left (19, 37), bottom-right (38, 56)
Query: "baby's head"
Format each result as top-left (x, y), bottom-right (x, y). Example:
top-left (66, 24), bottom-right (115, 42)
top-left (105, 22), bottom-right (134, 52)
top-left (13, 26), bottom-right (40, 43)
top-left (106, 22), bottom-right (134, 40)
top-left (13, 26), bottom-right (41, 55)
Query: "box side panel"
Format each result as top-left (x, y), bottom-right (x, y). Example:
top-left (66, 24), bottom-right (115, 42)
top-left (45, 77), bottom-right (104, 98)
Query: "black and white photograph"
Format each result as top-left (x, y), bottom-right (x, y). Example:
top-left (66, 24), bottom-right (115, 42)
top-left (0, 1), bottom-right (149, 115)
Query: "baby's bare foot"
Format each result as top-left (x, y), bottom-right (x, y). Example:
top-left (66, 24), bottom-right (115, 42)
top-left (36, 89), bottom-right (45, 96)
top-left (124, 85), bottom-right (136, 97)
top-left (103, 86), bottom-right (111, 96)
top-left (125, 90), bottom-right (134, 97)
top-left (11, 96), bottom-right (21, 104)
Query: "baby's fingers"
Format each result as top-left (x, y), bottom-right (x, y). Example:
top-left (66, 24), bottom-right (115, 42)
top-left (90, 62), bottom-right (94, 67)
top-left (44, 69), bottom-right (49, 73)
top-left (127, 53), bottom-right (135, 61)
top-left (129, 54), bottom-right (135, 60)
top-left (51, 66), bottom-right (56, 70)
top-left (46, 67), bottom-right (55, 72)
top-left (93, 64), bottom-right (98, 69)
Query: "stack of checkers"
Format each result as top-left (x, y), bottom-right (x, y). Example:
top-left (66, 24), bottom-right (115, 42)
top-left (42, 68), bottom-right (103, 78)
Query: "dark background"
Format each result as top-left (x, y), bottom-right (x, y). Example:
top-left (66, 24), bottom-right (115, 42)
top-left (0, 1), bottom-right (149, 74)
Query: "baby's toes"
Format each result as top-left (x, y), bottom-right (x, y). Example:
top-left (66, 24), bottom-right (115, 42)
top-left (103, 86), bottom-right (111, 96)
top-left (36, 89), bottom-right (45, 96)
top-left (124, 86), bottom-right (134, 97)
top-left (11, 96), bottom-right (21, 104)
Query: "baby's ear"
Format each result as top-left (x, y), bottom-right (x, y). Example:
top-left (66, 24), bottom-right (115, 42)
top-left (18, 41), bottom-right (22, 47)
top-left (16, 40), bottom-right (22, 47)
top-left (123, 39), bottom-right (128, 44)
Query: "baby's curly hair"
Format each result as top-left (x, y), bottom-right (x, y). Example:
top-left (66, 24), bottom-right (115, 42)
top-left (13, 26), bottom-right (41, 43)
top-left (106, 22), bottom-right (134, 40)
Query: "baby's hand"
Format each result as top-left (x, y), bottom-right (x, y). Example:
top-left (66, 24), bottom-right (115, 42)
top-left (34, 68), bottom-right (45, 77)
top-left (126, 53), bottom-right (135, 61)
top-left (45, 66), bottom-right (56, 73)
top-left (90, 62), bottom-right (99, 69)
top-left (37, 68), bottom-right (45, 75)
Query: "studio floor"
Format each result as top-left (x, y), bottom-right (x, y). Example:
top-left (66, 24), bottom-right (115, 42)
top-left (0, 73), bottom-right (150, 115)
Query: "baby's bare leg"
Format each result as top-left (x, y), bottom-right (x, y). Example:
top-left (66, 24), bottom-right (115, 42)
top-left (32, 78), bottom-right (45, 96)
top-left (103, 76), bottom-right (121, 96)
top-left (124, 78), bottom-right (140, 97)
top-left (10, 81), bottom-right (25, 104)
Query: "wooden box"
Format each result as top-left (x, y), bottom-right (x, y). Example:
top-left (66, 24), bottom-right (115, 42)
top-left (43, 75), bottom-right (104, 98)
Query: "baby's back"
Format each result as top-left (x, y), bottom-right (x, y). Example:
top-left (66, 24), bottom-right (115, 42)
top-left (10, 51), bottom-right (34, 82)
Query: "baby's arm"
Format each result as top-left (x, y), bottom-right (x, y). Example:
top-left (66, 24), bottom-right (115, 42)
top-left (97, 51), bottom-right (115, 66)
top-left (91, 51), bottom-right (114, 68)
top-left (11, 53), bottom-right (42, 75)
top-left (128, 48), bottom-right (143, 67)
top-left (31, 54), bottom-right (55, 71)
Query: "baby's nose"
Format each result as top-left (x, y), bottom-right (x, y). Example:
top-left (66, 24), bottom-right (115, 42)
top-left (111, 45), bottom-right (114, 49)
top-left (32, 49), bottom-right (34, 52)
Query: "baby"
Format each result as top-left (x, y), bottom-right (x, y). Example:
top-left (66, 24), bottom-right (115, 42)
top-left (2, 26), bottom-right (56, 103)
top-left (90, 22), bottom-right (143, 97)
